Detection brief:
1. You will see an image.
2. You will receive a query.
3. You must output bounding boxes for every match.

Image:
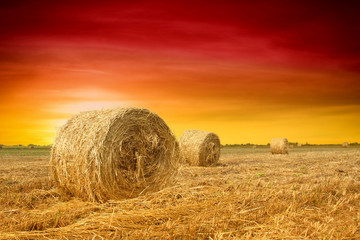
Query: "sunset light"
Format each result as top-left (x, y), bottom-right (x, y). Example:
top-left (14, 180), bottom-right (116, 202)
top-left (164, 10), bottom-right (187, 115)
top-left (0, 1), bottom-right (359, 145)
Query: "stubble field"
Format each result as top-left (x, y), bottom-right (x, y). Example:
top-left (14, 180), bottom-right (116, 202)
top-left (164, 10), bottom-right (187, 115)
top-left (0, 146), bottom-right (359, 239)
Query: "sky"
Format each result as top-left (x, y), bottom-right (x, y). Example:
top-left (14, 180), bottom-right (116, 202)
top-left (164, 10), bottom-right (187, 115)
top-left (0, 0), bottom-right (359, 145)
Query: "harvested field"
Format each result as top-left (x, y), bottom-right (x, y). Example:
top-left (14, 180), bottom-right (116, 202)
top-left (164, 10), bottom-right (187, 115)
top-left (1, 147), bottom-right (360, 239)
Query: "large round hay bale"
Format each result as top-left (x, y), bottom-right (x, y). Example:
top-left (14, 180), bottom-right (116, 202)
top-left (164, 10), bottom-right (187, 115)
top-left (342, 142), bottom-right (349, 148)
top-left (51, 107), bottom-right (179, 202)
top-left (179, 129), bottom-right (220, 166)
top-left (270, 138), bottom-right (289, 154)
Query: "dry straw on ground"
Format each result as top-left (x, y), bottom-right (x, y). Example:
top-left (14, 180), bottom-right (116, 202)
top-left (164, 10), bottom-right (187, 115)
top-left (179, 129), bottom-right (220, 166)
top-left (270, 138), bottom-right (289, 154)
top-left (50, 107), bottom-right (179, 202)
top-left (2, 147), bottom-right (360, 239)
top-left (343, 142), bottom-right (349, 148)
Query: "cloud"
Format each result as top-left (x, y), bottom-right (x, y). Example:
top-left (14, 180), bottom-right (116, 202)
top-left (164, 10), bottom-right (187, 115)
top-left (48, 100), bottom-right (131, 114)
top-left (1, 1), bottom-right (359, 71)
top-left (42, 88), bottom-right (120, 100)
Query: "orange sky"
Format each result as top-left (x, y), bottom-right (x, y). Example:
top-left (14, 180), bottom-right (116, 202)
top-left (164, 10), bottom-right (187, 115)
top-left (0, 1), bottom-right (359, 145)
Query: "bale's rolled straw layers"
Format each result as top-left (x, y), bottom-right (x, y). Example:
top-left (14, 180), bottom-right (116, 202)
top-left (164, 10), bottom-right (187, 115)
top-left (179, 129), bottom-right (220, 166)
top-left (342, 142), bottom-right (349, 148)
top-left (270, 138), bottom-right (289, 154)
top-left (51, 107), bottom-right (179, 202)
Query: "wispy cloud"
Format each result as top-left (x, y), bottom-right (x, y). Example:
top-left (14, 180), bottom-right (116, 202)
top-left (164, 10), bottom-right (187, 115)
top-left (48, 100), bottom-right (131, 114)
top-left (47, 67), bottom-right (110, 75)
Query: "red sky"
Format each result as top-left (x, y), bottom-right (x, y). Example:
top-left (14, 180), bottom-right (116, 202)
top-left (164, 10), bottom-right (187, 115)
top-left (0, 1), bottom-right (359, 145)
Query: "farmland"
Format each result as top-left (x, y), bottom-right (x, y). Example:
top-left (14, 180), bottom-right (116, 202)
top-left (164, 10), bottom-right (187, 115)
top-left (0, 146), bottom-right (360, 239)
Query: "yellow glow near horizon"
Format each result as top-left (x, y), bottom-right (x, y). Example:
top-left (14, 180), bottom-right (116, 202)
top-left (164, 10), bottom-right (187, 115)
top-left (0, 50), bottom-right (359, 145)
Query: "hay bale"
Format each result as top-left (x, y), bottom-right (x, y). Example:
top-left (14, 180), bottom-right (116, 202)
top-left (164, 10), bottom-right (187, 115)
top-left (270, 138), bottom-right (289, 154)
top-left (297, 143), bottom-right (302, 147)
top-left (342, 142), bottom-right (349, 148)
top-left (51, 107), bottom-right (179, 202)
top-left (179, 129), bottom-right (220, 166)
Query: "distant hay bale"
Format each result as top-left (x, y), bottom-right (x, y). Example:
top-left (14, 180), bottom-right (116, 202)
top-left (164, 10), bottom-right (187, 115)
top-left (297, 143), bottom-right (302, 147)
top-left (252, 145), bottom-right (257, 149)
top-left (179, 129), bottom-right (220, 166)
top-left (51, 107), bottom-right (179, 202)
top-left (270, 138), bottom-right (289, 154)
top-left (342, 142), bottom-right (349, 148)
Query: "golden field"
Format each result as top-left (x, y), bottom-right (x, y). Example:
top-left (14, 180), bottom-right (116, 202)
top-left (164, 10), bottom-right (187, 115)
top-left (0, 146), bottom-right (360, 239)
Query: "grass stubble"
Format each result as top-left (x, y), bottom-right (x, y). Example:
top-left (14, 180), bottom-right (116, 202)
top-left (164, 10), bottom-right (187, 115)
top-left (0, 147), bottom-right (359, 239)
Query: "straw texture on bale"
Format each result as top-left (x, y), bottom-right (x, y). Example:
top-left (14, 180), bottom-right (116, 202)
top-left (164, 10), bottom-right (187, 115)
top-left (51, 107), bottom-right (179, 202)
top-left (342, 142), bottom-right (349, 148)
top-left (179, 129), bottom-right (220, 166)
top-left (270, 138), bottom-right (289, 154)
